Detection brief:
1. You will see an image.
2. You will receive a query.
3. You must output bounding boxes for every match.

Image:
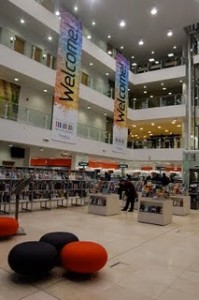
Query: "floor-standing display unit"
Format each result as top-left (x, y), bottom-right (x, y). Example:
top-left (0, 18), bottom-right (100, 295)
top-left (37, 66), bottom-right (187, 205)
top-left (171, 195), bottom-right (190, 216)
top-left (88, 193), bottom-right (120, 216)
top-left (138, 197), bottom-right (173, 225)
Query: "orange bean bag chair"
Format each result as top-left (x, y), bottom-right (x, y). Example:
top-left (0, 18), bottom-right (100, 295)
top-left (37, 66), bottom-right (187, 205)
top-left (0, 217), bottom-right (19, 237)
top-left (61, 241), bottom-right (108, 273)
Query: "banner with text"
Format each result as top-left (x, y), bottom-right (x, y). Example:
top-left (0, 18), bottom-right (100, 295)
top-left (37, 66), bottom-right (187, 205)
top-left (52, 11), bottom-right (82, 143)
top-left (113, 53), bottom-right (129, 153)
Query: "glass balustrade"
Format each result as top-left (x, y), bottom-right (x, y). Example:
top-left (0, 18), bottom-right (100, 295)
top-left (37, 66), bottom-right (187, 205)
top-left (0, 27), bottom-right (56, 70)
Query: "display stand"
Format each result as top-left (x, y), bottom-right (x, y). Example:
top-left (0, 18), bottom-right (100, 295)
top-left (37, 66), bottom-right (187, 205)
top-left (170, 195), bottom-right (190, 216)
top-left (88, 193), bottom-right (120, 216)
top-left (138, 197), bottom-right (172, 226)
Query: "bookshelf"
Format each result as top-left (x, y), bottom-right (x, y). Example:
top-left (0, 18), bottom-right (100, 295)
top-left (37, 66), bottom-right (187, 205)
top-left (88, 193), bottom-right (120, 216)
top-left (138, 197), bottom-right (172, 225)
top-left (170, 195), bottom-right (190, 216)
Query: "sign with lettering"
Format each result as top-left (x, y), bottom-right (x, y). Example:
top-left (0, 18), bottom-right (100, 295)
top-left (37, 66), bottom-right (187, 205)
top-left (78, 162), bottom-right (88, 167)
top-left (113, 53), bottom-right (129, 153)
top-left (119, 164), bottom-right (128, 169)
top-left (52, 11), bottom-right (83, 143)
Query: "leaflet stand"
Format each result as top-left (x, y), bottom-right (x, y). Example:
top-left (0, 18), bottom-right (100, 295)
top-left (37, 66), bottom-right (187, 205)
top-left (11, 177), bottom-right (32, 235)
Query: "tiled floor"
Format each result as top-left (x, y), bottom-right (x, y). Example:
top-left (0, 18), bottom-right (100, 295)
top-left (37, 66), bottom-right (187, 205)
top-left (1, 205), bottom-right (199, 300)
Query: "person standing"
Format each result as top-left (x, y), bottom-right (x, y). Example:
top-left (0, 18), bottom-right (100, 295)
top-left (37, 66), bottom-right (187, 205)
top-left (121, 179), bottom-right (137, 212)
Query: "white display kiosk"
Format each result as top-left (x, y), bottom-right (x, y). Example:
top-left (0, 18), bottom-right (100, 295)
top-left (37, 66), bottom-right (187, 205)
top-left (170, 195), bottom-right (190, 216)
top-left (88, 193), bottom-right (120, 216)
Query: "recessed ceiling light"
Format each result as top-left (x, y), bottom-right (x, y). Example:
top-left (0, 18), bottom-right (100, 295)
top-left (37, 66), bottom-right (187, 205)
top-left (40, 148), bottom-right (44, 151)
top-left (14, 78), bottom-right (19, 82)
top-left (9, 144), bottom-right (13, 147)
top-left (104, 113), bottom-right (107, 116)
top-left (150, 7), bottom-right (158, 15)
top-left (120, 46), bottom-right (124, 50)
top-left (108, 35), bottom-right (111, 39)
top-left (167, 30), bottom-right (173, 37)
top-left (149, 58), bottom-right (155, 62)
top-left (131, 55), bottom-right (135, 59)
top-left (138, 39), bottom-right (144, 46)
top-left (87, 106), bottom-right (91, 110)
top-left (165, 129), bottom-right (169, 132)
top-left (55, 10), bottom-right (60, 16)
top-left (20, 19), bottom-right (25, 24)
top-left (108, 50), bottom-right (112, 55)
top-left (179, 80), bottom-right (183, 83)
top-left (151, 50), bottom-right (155, 55)
top-left (143, 85), bottom-right (147, 89)
top-left (177, 124), bottom-right (181, 127)
top-left (144, 91), bottom-right (147, 94)
top-left (162, 87), bottom-right (167, 90)
top-left (132, 63), bottom-right (137, 66)
top-left (155, 61), bottom-right (159, 64)
top-left (43, 89), bottom-right (48, 93)
top-left (119, 20), bottom-right (126, 28)
top-left (89, 62), bottom-right (93, 66)
top-left (133, 98), bottom-right (136, 101)
top-left (148, 131), bottom-right (151, 133)
top-left (150, 95), bottom-right (154, 98)
top-left (128, 88), bottom-right (130, 91)
top-left (92, 21), bottom-right (96, 26)
top-left (74, 5), bottom-right (78, 11)
top-left (168, 53), bottom-right (174, 57)
top-left (158, 126), bottom-right (161, 129)
top-left (132, 124), bottom-right (136, 128)
top-left (87, 35), bottom-right (92, 39)
top-left (172, 120), bottom-right (176, 124)
top-left (161, 82), bottom-right (164, 86)
top-left (48, 36), bottom-right (52, 41)
top-left (106, 72), bottom-right (109, 76)
top-left (173, 45), bottom-right (177, 49)
top-left (151, 122), bottom-right (155, 126)
top-left (168, 92), bottom-right (172, 95)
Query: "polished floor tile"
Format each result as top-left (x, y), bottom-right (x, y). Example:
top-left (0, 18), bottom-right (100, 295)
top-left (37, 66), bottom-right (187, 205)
top-left (1, 206), bottom-right (199, 300)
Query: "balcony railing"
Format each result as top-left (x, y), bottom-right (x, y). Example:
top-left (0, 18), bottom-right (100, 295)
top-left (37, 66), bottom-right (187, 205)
top-left (129, 94), bottom-right (183, 110)
top-left (0, 99), bottom-right (111, 143)
top-left (0, 27), bottom-right (56, 70)
top-left (127, 136), bottom-right (182, 149)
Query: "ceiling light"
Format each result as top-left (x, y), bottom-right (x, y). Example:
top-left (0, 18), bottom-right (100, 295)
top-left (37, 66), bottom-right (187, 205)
top-left (140, 127), bottom-right (143, 130)
top-left (20, 19), bottom-right (25, 24)
top-left (165, 129), bottom-right (169, 132)
top-left (149, 133), bottom-right (153, 136)
top-left (168, 53), bottom-right (174, 57)
top-left (132, 63), bottom-right (137, 66)
top-left (108, 50), bottom-right (112, 55)
top-left (119, 20), bottom-right (126, 28)
top-left (104, 113), bottom-right (107, 116)
top-left (151, 50), bottom-right (155, 55)
top-left (172, 120), bottom-right (176, 124)
top-left (144, 91), bottom-right (147, 94)
top-left (161, 82), bottom-right (164, 86)
top-left (89, 62), bottom-right (93, 66)
top-left (131, 56), bottom-right (135, 59)
top-left (138, 39), bottom-right (144, 46)
top-left (167, 30), bottom-right (173, 37)
top-left (87, 106), bottom-right (91, 110)
top-left (106, 72), bottom-right (109, 76)
top-left (133, 98), bottom-right (136, 101)
top-left (92, 21), bottom-right (96, 26)
top-left (151, 7), bottom-right (158, 15)
top-left (155, 61), bottom-right (159, 64)
top-left (150, 95), bottom-right (154, 98)
top-left (43, 89), bottom-right (48, 93)
top-left (168, 92), bottom-right (172, 95)
top-left (40, 148), bottom-right (44, 152)
top-left (162, 87), bottom-right (167, 90)
top-left (9, 144), bottom-right (13, 147)
top-left (74, 5), bottom-right (78, 11)
top-left (148, 131), bottom-right (151, 133)
top-left (151, 122), bottom-right (155, 126)
top-left (179, 80), bottom-right (183, 83)
top-left (158, 126), bottom-right (161, 129)
top-left (87, 35), bottom-right (92, 39)
top-left (55, 10), bottom-right (60, 16)
top-left (108, 35), bottom-right (111, 39)
top-left (132, 124), bottom-right (136, 128)
top-left (14, 78), bottom-right (19, 82)
top-left (144, 85), bottom-right (147, 89)
top-left (120, 46), bottom-right (124, 50)
top-left (177, 124), bottom-right (181, 127)
top-left (128, 88), bottom-right (130, 91)
top-left (173, 45), bottom-right (177, 49)
top-left (48, 36), bottom-right (52, 41)
top-left (149, 58), bottom-right (155, 62)
top-left (10, 36), bottom-right (15, 42)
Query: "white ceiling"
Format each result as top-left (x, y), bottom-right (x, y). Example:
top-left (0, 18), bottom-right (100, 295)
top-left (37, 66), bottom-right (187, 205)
top-left (57, 0), bottom-right (199, 61)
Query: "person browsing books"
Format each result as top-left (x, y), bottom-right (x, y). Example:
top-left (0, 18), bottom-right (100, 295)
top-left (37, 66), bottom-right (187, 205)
top-left (120, 179), bottom-right (137, 212)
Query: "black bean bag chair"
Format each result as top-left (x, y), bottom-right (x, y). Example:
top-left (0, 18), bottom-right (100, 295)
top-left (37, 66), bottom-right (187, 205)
top-left (39, 231), bottom-right (79, 253)
top-left (8, 241), bottom-right (58, 275)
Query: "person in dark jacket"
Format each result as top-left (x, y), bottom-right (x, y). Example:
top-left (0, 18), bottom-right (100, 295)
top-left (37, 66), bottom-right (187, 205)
top-left (120, 179), bottom-right (137, 212)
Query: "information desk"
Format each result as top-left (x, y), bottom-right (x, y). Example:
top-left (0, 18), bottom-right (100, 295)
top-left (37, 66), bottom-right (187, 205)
top-left (88, 193), bottom-right (120, 216)
top-left (138, 197), bottom-right (172, 226)
top-left (170, 195), bottom-right (190, 216)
